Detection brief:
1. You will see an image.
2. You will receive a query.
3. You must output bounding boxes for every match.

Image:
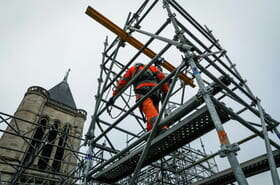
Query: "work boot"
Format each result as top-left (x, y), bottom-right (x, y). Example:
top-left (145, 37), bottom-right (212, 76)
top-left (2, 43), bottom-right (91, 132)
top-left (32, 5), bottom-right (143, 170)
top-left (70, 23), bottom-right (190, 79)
top-left (148, 116), bottom-right (169, 134)
top-left (158, 125), bottom-right (168, 135)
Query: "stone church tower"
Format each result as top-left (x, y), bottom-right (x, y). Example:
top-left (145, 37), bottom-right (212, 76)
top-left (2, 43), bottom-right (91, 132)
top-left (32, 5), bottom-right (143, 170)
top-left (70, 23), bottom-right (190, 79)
top-left (0, 71), bottom-right (87, 184)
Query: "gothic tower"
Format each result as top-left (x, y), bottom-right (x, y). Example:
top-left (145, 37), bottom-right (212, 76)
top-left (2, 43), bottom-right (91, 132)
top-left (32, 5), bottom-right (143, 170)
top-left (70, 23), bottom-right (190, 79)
top-left (0, 70), bottom-right (87, 184)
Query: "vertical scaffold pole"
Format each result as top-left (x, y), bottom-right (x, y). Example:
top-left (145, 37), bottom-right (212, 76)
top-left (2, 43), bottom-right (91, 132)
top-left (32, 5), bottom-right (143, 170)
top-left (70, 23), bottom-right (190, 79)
top-left (205, 12), bottom-right (280, 185)
top-left (83, 37), bottom-right (109, 185)
top-left (256, 99), bottom-right (280, 185)
top-left (163, 0), bottom-right (249, 185)
top-left (83, 142), bottom-right (94, 185)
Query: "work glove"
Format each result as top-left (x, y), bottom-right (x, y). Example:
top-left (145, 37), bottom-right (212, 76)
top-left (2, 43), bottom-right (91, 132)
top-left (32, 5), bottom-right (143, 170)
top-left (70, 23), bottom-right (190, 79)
top-left (107, 97), bottom-right (115, 107)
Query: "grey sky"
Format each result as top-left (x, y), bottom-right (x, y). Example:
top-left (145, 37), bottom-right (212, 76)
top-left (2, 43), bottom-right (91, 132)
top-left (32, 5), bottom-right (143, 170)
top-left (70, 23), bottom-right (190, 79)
top-left (0, 0), bottom-right (280, 184)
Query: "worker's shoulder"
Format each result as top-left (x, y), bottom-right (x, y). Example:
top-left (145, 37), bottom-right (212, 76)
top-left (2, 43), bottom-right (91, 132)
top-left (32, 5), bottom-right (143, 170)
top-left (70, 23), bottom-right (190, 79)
top-left (149, 65), bottom-right (158, 70)
top-left (128, 65), bottom-right (136, 71)
top-left (149, 65), bottom-right (160, 72)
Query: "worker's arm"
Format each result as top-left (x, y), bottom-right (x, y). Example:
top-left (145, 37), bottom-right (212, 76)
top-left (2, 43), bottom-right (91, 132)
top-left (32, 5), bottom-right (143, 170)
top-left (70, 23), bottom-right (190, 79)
top-left (113, 67), bottom-right (134, 96)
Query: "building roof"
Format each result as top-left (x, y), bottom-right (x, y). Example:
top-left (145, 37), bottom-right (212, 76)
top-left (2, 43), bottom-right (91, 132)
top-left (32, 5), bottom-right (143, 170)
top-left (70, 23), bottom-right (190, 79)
top-left (48, 69), bottom-right (77, 109)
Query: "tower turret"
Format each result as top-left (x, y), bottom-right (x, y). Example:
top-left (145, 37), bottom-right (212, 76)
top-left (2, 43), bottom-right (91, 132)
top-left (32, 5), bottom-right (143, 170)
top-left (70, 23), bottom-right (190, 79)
top-left (0, 70), bottom-right (86, 184)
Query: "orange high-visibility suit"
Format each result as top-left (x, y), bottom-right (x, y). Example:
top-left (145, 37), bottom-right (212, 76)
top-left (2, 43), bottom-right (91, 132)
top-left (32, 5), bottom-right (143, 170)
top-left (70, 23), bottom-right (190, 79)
top-left (113, 64), bottom-right (169, 131)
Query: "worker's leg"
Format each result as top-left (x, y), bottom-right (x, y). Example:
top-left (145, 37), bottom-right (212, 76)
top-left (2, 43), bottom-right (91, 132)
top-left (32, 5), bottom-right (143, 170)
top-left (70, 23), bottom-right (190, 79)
top-left (140, 97), bottom-right (159, 131)
top-left (152, 97), bottom-right (169, 130)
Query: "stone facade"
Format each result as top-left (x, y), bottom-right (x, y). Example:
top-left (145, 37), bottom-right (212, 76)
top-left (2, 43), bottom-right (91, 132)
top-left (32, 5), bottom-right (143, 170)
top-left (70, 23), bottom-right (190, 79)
top-left (0, 85), bottom-right (86, 184)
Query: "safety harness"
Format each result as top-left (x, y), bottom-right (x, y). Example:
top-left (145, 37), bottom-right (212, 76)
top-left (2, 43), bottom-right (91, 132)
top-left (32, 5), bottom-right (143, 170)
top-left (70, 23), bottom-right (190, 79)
top-left (132, 63), bottom-right (159, 89)
top-left (133, 64), bottom-right (162, 105)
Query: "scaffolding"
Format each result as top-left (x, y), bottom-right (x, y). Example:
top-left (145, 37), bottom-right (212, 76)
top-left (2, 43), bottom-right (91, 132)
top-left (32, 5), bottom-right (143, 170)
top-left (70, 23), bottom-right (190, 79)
top-left (83, 0), bottom-right (280, 185)
top-left (0, 111), bottom-right (86, 185)
top-left (0, 1), bottom-right (279, 185)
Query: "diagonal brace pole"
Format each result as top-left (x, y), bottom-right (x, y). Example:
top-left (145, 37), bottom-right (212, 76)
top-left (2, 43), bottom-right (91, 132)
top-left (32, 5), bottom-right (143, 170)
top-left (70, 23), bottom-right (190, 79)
top-left (162, 0), bottom-right (249, 185)
top-left (256, 99), bottom-right (280, 185)
top-left (129, 60), bottom-right (185, 185)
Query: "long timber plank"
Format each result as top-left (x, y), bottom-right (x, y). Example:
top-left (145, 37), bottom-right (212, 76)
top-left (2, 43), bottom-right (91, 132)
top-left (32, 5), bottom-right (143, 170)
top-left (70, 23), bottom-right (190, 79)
top-left (93, 105), bottom-right (230, 183)
top-left (86, 6), bottom-right (195, 87)
top-left (191, 150), bottom-right (280, 185)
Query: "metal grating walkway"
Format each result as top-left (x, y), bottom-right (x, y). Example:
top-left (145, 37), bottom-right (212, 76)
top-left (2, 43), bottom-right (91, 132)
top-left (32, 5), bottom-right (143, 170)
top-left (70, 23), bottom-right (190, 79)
top-left (93, 105), bottom-right (230, 183)
top-left (191, 150), bottom-right (280, 185)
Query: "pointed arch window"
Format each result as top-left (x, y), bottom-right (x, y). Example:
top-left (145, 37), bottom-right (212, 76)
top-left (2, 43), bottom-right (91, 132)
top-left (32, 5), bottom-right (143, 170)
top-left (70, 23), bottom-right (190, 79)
top-left (38, 120), bottom-right (59, 170)
top-left (52, 124), bottom-right (70, 172)
top-left (23, 116), bottom-right (48, 166)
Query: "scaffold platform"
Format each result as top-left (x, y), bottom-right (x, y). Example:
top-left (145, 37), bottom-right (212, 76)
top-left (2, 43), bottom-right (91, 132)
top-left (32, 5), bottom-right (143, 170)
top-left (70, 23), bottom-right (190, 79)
top-left (93, 104), bottom-right (230, 183)
top-left (191, 150), bottom-right (280, 185)
top-left (83, 0), bottom-right (280, 184)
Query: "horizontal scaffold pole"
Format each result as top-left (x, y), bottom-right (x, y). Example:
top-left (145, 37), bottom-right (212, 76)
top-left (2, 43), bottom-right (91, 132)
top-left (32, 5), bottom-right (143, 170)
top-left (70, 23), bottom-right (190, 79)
top-left (85, 6), bottom-right (195, 87)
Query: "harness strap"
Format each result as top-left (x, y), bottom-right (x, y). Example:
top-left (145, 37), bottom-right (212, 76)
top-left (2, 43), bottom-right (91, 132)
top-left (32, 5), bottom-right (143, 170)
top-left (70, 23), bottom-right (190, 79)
top-left (133, 65), bottom-right (158, 88)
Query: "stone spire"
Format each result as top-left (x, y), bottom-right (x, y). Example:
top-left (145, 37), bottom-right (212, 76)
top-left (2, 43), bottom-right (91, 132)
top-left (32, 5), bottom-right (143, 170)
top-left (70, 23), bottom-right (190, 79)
top-left (63, 69), bottom-right (71, 82)
top-left (48, 69), bottom-right (77, 109)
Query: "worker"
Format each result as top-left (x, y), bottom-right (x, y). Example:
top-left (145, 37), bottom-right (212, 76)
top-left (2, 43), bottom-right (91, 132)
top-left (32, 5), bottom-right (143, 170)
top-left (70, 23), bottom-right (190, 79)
top-left (107, 63), bottom-right (169, 131)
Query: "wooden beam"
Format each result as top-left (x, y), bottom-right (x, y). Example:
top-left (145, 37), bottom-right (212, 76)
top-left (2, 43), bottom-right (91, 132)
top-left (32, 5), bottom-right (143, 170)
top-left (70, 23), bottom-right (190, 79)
top-left (85, 6), bottom-right (195, 87)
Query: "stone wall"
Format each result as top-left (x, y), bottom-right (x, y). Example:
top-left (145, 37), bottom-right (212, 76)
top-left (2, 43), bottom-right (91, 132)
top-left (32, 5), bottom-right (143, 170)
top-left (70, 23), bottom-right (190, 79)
top-left (0, 86), bottom-right (86, 184)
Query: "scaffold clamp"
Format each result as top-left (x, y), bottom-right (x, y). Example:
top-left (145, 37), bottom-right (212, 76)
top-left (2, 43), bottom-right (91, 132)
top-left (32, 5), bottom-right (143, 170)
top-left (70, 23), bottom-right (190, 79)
top-left (196, 86), bottom-right (214, 100)
top-left (219, 143), bottom-right (240, 158)
top-left (155, 56), bottom-right (165, 66)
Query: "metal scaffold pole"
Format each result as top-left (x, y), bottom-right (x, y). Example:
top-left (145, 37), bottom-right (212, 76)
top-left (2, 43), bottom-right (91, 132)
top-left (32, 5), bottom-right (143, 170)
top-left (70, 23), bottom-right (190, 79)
top-left (162, 0), bottom-right (248, 185)
top-left (256, 99), bottom-right (280, 185)
top-left (129, 59), bottom-right (186, 185)
top-left (205, 21), bottom-right (280, 185)
top-left (83, 36), bottom-right (109, 185)
top-left (81, 0), bottom-right (280, 184)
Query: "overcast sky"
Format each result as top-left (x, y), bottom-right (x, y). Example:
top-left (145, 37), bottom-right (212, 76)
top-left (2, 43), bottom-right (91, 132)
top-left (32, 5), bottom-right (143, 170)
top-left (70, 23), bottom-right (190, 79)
top-left (0, 0), bottom-right (280, 184)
